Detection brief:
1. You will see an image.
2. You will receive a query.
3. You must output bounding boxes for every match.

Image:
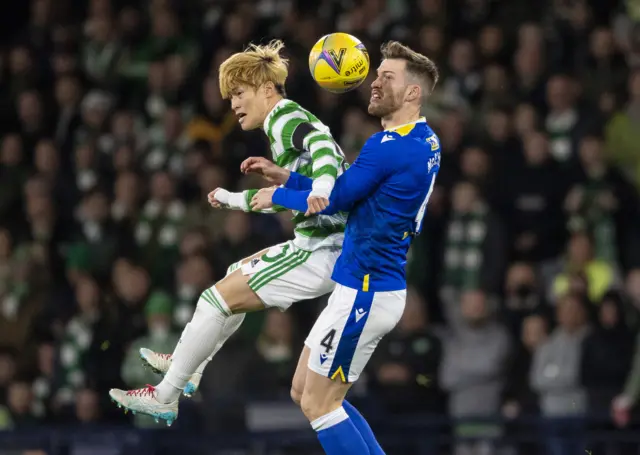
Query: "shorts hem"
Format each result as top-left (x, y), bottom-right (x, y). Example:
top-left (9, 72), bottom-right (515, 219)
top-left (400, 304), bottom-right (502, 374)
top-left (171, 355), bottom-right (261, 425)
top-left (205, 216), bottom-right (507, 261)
top-left (306, 363), bottom-right (356, 384)
top-left (250, 287), bottom-right (290, 312)
top-left (306, 363), bottom-right (329, 380)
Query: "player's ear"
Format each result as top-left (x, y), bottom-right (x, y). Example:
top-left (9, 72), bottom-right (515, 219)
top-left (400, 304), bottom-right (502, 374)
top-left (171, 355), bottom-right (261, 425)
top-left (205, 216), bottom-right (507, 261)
top-left (406, 84), bottom-right (421, 103)
top-left (263, 81), bottom-right (276, 98)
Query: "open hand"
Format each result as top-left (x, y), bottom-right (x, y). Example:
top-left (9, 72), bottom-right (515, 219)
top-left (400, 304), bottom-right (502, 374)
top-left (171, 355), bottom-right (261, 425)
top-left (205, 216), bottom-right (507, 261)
top-left (241, 157), bottom-right (290, 185)
top-left (251, 186), bottom-right (277, 210)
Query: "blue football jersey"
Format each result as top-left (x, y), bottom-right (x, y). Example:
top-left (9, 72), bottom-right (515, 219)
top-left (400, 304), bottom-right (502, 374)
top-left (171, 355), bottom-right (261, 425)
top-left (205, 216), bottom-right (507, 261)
top-left (273, 117), bottom-right (441, 292)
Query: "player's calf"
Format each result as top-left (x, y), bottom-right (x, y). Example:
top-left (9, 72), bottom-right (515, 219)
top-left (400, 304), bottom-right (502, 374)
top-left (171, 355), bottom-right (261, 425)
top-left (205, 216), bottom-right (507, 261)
top-left (290, 346), bottom-right (311, 406)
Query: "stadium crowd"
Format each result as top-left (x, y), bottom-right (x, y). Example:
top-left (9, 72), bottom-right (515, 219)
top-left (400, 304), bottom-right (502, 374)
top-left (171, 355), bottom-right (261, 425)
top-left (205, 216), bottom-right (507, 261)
top-left (1, 0), bottom-right (640, 453)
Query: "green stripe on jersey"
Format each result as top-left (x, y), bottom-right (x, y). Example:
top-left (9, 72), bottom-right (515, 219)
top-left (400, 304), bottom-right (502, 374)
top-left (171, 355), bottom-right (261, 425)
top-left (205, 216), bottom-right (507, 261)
top-left (295, 224), bottom-right (346, 238)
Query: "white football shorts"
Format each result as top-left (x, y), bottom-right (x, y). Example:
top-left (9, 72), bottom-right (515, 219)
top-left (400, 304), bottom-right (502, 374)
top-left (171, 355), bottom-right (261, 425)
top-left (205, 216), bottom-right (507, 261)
top-left (237, 240), bottom-right (340, 311)
top-left (306, 283), bottom-right (406, 383)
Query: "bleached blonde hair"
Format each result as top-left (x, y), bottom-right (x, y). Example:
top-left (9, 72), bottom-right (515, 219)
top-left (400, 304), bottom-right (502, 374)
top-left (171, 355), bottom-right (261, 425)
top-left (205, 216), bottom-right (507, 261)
top-left (218, 40), bottom-right (289, 99)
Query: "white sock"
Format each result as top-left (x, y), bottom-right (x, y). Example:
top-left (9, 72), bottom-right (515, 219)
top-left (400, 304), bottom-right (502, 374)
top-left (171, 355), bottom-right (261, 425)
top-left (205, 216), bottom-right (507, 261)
top-left (193, 312), bottom-right (245, 376)
top-left (155, 286), bottom-right (232, 403)
top-left (180, 262), bottom-right (246, 380)
top-left (310, 406), bottom-right (349, 432)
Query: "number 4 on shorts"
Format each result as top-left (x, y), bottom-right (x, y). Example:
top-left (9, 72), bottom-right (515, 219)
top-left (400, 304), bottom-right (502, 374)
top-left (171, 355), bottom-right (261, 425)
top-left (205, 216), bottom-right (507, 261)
top-left (320, 329), bottom-right (336, 354)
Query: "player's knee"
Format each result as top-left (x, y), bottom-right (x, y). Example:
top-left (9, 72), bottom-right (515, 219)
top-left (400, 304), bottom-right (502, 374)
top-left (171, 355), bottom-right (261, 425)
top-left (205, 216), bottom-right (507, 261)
top-left (300, 388), bottom-right (338, 422)
top-left (290, 386), bottom-right (302, 407)
top-left (299, 391), bottom-right (317, 421)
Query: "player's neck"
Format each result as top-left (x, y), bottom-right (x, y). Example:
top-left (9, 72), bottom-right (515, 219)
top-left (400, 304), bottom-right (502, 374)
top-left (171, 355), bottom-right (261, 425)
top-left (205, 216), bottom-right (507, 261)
top-left (381, 107), bottom-right (421, 131)
top-left (260, 95), bottom-right (285, 129)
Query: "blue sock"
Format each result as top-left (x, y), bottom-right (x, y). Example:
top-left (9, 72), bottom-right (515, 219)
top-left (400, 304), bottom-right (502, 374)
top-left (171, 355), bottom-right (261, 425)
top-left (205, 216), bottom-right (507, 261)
top-left (313, 406), bottom-right (370, 455)
top-left (343, 400), bottom-right (385, 455)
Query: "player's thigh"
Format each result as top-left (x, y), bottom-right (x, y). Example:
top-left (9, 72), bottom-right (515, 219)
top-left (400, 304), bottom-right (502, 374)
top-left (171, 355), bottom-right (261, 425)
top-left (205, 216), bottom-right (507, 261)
top-left (213, 248), bottom-right (272, 313)
top-left (306, 284), bottom-right (406, 385)
top-left (300, 367), bottom-right (352, 421)
top-left (291, 346), bottom-right (310, 406)
top-left (243, 241), bottom-right (339, 312)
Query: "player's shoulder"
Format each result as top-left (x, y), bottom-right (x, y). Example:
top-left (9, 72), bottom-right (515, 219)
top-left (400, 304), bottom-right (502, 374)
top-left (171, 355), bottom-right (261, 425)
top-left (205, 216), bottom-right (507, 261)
top-left (270, 99), bottom-right (305, 118)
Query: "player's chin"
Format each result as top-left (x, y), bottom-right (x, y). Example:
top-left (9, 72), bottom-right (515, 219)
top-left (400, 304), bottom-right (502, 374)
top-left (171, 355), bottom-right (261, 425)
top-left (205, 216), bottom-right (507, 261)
top-left (238, 118), bottom-right (258, 131)
top-left (367, 102), bottom-right (386, 117)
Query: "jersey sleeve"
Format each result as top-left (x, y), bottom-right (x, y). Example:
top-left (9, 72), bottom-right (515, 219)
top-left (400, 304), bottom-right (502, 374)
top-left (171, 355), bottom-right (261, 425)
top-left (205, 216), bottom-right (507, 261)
top-left (290, 121), bottom-right (344, 198)
top-left (284, 170), bottom-right (313, 191)
top-left (273, 137), bottom-right (393, 215)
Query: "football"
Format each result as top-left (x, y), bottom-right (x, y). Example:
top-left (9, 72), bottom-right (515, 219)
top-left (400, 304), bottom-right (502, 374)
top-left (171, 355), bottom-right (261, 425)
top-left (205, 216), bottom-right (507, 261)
top-left (309, 33), bottom-right (370, 93)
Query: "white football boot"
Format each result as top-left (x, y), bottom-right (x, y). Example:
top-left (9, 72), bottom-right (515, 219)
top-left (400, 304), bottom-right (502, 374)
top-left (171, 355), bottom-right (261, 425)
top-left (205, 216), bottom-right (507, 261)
top-left (139, 348), bottom-right (202, 397)
top-left (109, 385), bottom-right (178, 426)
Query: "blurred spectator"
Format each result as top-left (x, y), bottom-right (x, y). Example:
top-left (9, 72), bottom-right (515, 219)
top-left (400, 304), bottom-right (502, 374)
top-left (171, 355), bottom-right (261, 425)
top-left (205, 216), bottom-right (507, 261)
top-left (551, 231), bottom-right (618, 304)
top-left (544, 74), bottom-right (597, 164)
top-left (531, 293), bottom-right (590, 455)
top-left (243, 309), bottom-right (297, 401)
top-left (606, 70), bottom-right (640, 188)
top-left (67, 189), bottom-right (135, 283)
top-left (0, 244), bottom-right (46, 354)
top-left (532, 293), bottom-right (591, 416)
top-left (135, 171), bottom-right (184, 284)
top-left (565, 134), bottom-right (640, 269)
top-left (581, 291), bottom-right (633, 416)
top-left (439, 181), bottom-right (507, 303)
top-left (110, 259), bottom-right (151, 340)
top-left (503, 313), bottom-right (549, 419)
top-left (501, 262), bottom-right (548, 337)
top-left (82, 15), bottom-right (122, 86)
top-left (17, 90), bottom-right (51, 161)
top-left (0, 348), bottom-right (17, 405)
top-left (583, 26), bottom-right (628, 102)
top-left (498, 131), bottom-right (569, 262)
top-left (0, 380), bottom-right (38, 429)
top-left (441, 39), bottom-right (482, 110)
top-left (440, 290), bottom-right (511, 455)
top-left (53, 74), bottom-right (83, 154)
top-left (0, 135), bottom-right (28, 225)
top-left (73, 388), bottom-right (101, 424)
top-left (369, 288), bottom-right (444, 416)
top-left (54, 275), bottom-right (125, 409)
top-left (31, 340), bottom-right (55, 421)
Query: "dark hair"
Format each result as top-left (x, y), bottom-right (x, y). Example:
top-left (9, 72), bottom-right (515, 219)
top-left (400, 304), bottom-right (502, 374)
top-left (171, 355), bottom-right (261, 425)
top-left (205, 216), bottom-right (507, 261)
top-left (380, 41), bottom-right (440, 95)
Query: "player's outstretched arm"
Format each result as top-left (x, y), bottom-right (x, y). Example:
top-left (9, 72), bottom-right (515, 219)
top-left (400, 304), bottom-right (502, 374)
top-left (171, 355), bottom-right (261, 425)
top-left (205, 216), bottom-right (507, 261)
top-left (210, 187), bottom-right (288, 213)
top-left (271, 139), bottom-right (391, 215)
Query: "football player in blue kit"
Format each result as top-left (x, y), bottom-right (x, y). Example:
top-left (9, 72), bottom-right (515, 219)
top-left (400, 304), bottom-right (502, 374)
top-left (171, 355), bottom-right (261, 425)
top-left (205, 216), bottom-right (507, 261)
top-left (248, 40), bottom-right (441, 455)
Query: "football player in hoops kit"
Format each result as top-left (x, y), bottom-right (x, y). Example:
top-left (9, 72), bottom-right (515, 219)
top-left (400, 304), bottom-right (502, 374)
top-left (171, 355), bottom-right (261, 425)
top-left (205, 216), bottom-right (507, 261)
top-left (109, 41), bottom-right (348, 421)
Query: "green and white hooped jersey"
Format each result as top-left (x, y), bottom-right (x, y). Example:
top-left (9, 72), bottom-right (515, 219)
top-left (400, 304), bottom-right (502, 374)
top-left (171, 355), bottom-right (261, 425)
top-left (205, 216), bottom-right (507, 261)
top-left (244, 99), bottom-right (348, 251)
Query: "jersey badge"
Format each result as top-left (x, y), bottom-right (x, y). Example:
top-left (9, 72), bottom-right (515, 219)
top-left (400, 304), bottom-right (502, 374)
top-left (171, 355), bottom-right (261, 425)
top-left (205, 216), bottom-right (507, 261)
top-left (426, 135), bottom-right (439, 151)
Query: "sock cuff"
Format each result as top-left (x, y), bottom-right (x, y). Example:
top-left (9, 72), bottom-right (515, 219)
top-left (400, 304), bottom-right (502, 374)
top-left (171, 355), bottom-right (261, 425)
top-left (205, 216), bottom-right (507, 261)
top-left (311, 406), bottom-right (349, 432)
top-left (200, 286), bottom-right (232, 316)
